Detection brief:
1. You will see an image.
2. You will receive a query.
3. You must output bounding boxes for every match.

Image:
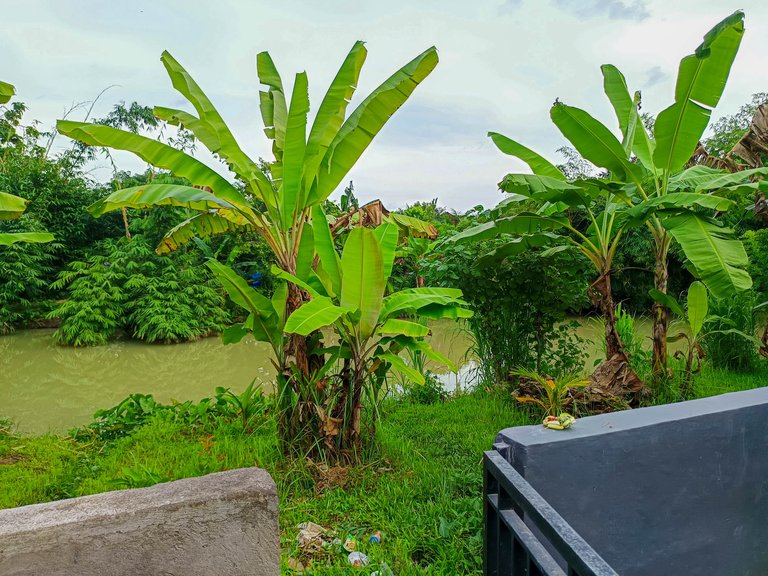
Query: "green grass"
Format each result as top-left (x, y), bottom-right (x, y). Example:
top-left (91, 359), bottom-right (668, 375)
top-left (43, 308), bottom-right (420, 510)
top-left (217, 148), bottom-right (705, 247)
top-left (0, 392), bottom-right (529, 575)
top-left (1, 364), bottom-right (767, 574)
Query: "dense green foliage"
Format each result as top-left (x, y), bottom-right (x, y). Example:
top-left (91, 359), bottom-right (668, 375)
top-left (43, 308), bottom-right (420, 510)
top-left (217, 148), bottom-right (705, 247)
top-left (52, 236), bottom-right (229, 345)
top-left (424, 237), bottom-right (588, 382)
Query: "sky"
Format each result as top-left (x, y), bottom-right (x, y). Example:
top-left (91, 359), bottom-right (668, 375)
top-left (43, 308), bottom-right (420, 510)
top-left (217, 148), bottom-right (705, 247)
top-left (2, 0), bottom-right (767, 211)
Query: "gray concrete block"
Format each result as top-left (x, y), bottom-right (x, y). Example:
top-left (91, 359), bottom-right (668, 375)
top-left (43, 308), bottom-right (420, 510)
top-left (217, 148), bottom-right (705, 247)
top-left (495, 387), bottom-right (768, 576)
top-left (0, 467), bottom-right (279, 576)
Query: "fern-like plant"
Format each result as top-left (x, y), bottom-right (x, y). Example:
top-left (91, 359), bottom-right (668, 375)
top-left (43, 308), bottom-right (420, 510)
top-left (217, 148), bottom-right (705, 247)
top-left (52, 236), bottom-right (229, 346)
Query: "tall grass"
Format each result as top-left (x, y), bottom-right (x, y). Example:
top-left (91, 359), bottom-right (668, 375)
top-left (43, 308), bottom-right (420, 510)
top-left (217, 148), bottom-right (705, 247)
top-left (702, 292), bottom-right (758, 372)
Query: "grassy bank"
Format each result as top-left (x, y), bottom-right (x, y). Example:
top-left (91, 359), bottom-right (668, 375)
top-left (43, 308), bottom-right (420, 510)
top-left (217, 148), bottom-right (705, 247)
top-left (2, 366), bottom-right (768, 574)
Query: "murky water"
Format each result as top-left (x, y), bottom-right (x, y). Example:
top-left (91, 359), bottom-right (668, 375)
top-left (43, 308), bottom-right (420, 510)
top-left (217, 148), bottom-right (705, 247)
top-left (0, 320), bottom-right (473, 434)
top-left (0, 316), bottom-right (669, 434)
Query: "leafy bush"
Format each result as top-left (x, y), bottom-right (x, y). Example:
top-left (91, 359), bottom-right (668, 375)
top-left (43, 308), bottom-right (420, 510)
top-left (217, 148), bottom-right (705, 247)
top-left (73, 385), bottom-right (268, 441)
top-left (0, 221), bottom-right (55, 333)
top-left (51, 250), bottom-right (127, 346)
top-left (52, 236), bottom-right (229, 345)
top-left (427, 240), bottom-right (589, 383)
top-left (702, 291), bottom-right (758, 372)
top-left (402, 373), bottom-right (449, 405)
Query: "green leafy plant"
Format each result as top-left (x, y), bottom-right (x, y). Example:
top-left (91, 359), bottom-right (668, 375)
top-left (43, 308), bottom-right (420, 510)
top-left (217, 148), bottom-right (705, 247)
top-left (452, 12), bottom-right (760, 389)
top-left (436, 231), bottom-right (588, 385)
top-left (215, 380), bottom-right (268, 433)
top-left (281, 222), bottom-right (469, 457)
top-left (52, 237), bottom-right (228, 345)
top-left (651, 281), bottom-right (759, 396)
top-left (57, 43), bottom-right (438, 455)
top-left (511, 367), bottom-right (588, 417)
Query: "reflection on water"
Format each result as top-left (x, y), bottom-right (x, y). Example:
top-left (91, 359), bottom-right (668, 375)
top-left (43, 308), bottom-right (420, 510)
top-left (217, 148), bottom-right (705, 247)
top-left (0, 316), bottom-right (669, 434)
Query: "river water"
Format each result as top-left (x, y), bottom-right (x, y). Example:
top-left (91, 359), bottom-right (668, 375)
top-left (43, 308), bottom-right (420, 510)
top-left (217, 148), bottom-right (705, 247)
top-left (0, 317), bottom-right (665, 435)
top-left (0, 320), bottom-right (472, 434)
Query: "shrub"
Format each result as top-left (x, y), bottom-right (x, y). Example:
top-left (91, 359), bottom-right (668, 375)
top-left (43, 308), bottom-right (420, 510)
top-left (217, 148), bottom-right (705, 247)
top-left (702, 291), bottom-right (758, 371)
top-left (426, 240), bottom-right (589, 384)
top-left (52, 236), bottom-right (229, 345)
top-left (0, 217), bottom-right (56, 333)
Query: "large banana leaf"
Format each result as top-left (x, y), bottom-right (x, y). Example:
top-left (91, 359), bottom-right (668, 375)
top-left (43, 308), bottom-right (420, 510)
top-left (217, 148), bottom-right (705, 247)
top-left (499, 174), bottom-right (591, 207)
top-left (488, 132), bottom-right (564, 180)
top-left (313, 47), bottom-right (439, 203)
top-left (373, 220), bottom-right (399, 282)
top-left (87, 184), bottom-right (235, 217)
top-left (57, 120), bottom-right (253, 215)
top-left (206, 260), bottom-right (280, 346)
top-left (414, 303), bottom-right (473, 320)
top-left (663, 212), bottom-right (751, 298)
top-left (0, 81), bottom-right (14, 104)
top-left (653, 11), bottom-right (745, 174)
top-left (153, 106), bottom-right (221, 152)
top-left (668, 165), bottom-right (768, 192)
top-left (303, 42), bottom-right (367, 190)
top-left (257, 51), bottom-right (288, 173)
top-left (160, 51), bottom-right (268, 192)
top-left (270, 265), bottom-right (324, 298)
top-left (157, 211), bottom-right (252, 255)
top-left (449, 213), bottom-right (568, 243)
top-left (0, 191), bottom-right (29, 220)
top-left (648, 288), bottom-right (685, 318)
top-left (0, 232), bottom-right (54, 246)
top-left (381, 287), bottom-right (465, 318)
top-left (378, 351), bottom-right (425, 385)
top-left (378, 318), bottom-right (430, 337)
top-left (600, 64), bottom-right (654, 170)
top-left (401, 339), bottom-right (457, 372)
top-left (311, 205), bottom-right (342, 296)
top-left (388, 213), bottom-right (438, 239)
top-left (284, 296), bottom-right (347, 336)
top-left (340, 228), bottom-right (385, 339)
top-left (625, 193), bottom-right (735, 224)
top-left (687, 281), bottom-right (708, 340)
top-left (280, 72), bottom-right (309, 229)
top-left (550, 103), bottom-right (642, 183)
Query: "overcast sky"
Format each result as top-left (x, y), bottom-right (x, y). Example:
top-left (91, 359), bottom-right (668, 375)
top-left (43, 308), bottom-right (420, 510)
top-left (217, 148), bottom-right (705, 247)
top-left (2, 0), bottom-right (766, 211)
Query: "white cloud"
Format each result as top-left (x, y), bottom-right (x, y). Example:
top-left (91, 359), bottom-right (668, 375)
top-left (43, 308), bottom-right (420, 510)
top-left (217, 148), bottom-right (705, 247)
top-left (2, 0), bottom-right (766, 211)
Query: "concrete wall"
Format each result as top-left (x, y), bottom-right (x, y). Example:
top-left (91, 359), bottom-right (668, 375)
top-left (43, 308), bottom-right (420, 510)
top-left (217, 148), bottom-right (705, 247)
top-left (0, 467), bottom-right (279, 576)
top-left (495, 387), bottom-right (768, 576)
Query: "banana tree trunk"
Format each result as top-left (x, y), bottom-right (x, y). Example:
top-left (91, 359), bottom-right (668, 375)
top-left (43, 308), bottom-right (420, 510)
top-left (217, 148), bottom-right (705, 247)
top-left (652, 244), bottom-right (670, 380)
top-left (587, 269), bottom-right (645, 398)
top-left (286, 283), bottom-right (311, 378)
top-left (588, 270), bottom-right (622, 358)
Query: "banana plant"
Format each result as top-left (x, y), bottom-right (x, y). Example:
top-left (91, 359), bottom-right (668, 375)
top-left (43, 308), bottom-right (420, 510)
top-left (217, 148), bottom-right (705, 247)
top-left (57, 43), bottom-right (438, 386)
top-left (0, 82), bottom-right (54, 246)
top-left (450, 167), bottom-right (630, 362)
top-left (650, 281), bottom-right (760, 396)
top-left (281, 217), bottom-right (470, 451)
top-left (454, 11), bottom-right (758, 382)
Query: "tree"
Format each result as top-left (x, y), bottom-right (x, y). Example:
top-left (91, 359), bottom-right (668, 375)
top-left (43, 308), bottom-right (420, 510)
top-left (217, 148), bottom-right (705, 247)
top-left (0, 81), bottom-right (54, 247)
top-left (455, 12), bottom-right (760, 384)
top-left (449, 151), bottom-right (643, 393)
top-left (281, 222), bottom-right (468, 455)
top-left (57, 44), bottom-right (438, 452)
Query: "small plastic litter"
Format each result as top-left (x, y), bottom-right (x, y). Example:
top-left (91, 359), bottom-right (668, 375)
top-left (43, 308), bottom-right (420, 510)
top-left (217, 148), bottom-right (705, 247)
top-left (369, 530), bottom-right (383, 544)
top-left (347, 551), bottom-right (369, 567)
top-left (343, 535), bottom-right (359, 552)
top-left (296, 521), bottom-right (334, 552)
